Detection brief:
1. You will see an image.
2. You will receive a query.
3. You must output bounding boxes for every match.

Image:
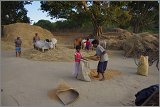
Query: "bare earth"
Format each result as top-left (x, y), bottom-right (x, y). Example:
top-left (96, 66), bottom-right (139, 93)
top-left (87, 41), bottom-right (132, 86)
top-left (1, 34), bottom-right (159, 106)
top-left (1, 51), bottom-right (159, 106)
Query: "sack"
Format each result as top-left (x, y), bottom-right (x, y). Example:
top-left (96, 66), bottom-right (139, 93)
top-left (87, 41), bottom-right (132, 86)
top-left (137, 55), bottom-right (149, 76)
top-left (77, 59), bottom-right (91, 82)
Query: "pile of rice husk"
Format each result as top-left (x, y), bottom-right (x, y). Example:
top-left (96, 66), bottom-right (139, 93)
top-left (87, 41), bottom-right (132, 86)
top-left (123, 32), bottom-right (159, 57)
top-left (101, 28), bottom-right (133, 50)
top-left (1, 23), bottom-right (54, 50)
top-left (90, 69), bottom-right (122, 80)
top-left (48, 80), bottom-right (72, 101)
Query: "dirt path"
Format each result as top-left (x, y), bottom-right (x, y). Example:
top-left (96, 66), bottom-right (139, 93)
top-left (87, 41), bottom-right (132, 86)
top-left (1, 50), bottom-right (159, 106)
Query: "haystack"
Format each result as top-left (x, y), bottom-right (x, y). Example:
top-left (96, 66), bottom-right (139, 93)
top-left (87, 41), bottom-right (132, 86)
top-left (123, 32), bottom-right (159, 57)
top-left (101, 28), bottom-right (133, 50)
top-left (1, 23), bottom-right (54, 49)
top-left (110, 28), bottom-right (133, 39)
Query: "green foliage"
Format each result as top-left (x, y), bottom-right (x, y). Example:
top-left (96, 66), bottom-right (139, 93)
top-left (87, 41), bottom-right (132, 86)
top-left (40, 1), bottom-right (133, 36)
top-left (1, 1), bottom-right (32, 25)
top-left (128, 1), bottom-right (159, 33)
top-left (33, 20), bottom-right (53, 31)
top-left (106, 2), bottom-right (132, 29)
top-left (39, 1), bottom-right (159, 34)
top-left (40, 1), bottom-right (81, 19)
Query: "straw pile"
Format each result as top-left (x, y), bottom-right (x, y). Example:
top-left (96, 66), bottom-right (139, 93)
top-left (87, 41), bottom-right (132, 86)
top-left (22, 46), bottom-right (96, 62)
top-left (22, 46), bottom-right (114, 62)
top-left (90, 69), bottom-right (122, 80)
top-left (123, 32), bottom-right (159, 57)
top-left (1, 23), bottom-right (54, 49)
top-left (101, 28), bottom-right (133, 50)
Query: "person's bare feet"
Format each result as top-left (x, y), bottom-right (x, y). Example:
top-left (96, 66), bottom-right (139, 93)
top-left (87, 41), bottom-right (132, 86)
top-left (99, 78), bottom-right (105, 81)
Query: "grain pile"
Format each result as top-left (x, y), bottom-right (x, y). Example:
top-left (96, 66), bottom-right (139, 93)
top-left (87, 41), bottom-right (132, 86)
top-left (90, 69), bottom-right (122, 80)
top-left (1, 23), bottom-right (54, 49)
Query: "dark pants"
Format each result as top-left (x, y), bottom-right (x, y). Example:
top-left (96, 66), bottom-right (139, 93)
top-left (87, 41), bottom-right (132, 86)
top-left (97, 61), bottom-right (108, 73)
top-left (85, 45), bottom-right (90, 50)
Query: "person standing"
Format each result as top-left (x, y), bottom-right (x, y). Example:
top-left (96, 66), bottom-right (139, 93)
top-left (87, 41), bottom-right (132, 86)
top-left (85, 38), bottom-right (91, 51)
top-left (33, 33), bottom-right (40, 49)
top-left (92, 39), bottom-right (109, 81)
top-left (15, 37), bottom-right (22, 57)
top-left (73, 45), bottom-right (86, 78)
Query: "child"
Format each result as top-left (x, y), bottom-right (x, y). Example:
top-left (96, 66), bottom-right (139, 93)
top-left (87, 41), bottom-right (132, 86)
top-left (85, 38), bottom-right (91, 50)
top-left (15, 37), bottom-right (22, 57)
top-left (73, 45), bottom-right (85, 78)
top-left (92, 39), bottom-right (109, 81)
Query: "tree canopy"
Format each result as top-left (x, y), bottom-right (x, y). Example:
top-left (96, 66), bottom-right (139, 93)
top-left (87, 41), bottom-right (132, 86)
top-left (128, 1), bottom-right (159, 33)
top-left (40, 1), bottom-right (159, 35)
top-left (33, 20), bottom-right (53, 31)
top-left (2, 1), bottom-right (158, 34)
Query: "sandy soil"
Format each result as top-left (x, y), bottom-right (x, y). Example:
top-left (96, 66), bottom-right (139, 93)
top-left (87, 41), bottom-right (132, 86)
top-left (1, 50), bottom-right (159, 106)
top-left (1, 33), bottom-right (159, 106)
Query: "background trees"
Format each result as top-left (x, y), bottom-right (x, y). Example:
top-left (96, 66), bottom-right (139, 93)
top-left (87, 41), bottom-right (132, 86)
top-left (128, 1), bottom-right (159, 33)
top-left (40, 1), bottom-right (132, 38)
top-left (1, 1), bottom-right (158, 35)
top-left (1, 1), bottom-right (32, 25)
top-left (33, 20), bottom-right (53, 31)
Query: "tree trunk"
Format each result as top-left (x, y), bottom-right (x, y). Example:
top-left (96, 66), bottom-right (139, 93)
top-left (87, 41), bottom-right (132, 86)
top-left (82, 1), bottom-right (103, 38)
top-left (91, 14), bottom-right (103, 39)
top-left (93, 25), bottom-right (103, 39)
top-left (133, 19), bottom-right (140, 33)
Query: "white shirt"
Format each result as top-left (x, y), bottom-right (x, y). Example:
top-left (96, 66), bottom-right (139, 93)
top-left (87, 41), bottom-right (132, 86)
top-left (96, 45), bottom-right (109, 62)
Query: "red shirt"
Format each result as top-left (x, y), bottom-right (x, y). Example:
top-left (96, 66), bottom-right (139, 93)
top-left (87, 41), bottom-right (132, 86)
top-left (86, 40), bottom-right (91, 46)
top-left (75, 52), bottom-right (82, 62)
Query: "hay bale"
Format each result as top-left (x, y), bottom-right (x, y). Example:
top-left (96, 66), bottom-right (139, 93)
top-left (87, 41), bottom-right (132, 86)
top-left (2, 23), bottom-right (54, 49)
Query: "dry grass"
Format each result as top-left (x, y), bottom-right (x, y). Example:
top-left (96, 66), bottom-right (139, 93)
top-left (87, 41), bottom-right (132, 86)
top-left (22, 45), bottom-right (96, 62)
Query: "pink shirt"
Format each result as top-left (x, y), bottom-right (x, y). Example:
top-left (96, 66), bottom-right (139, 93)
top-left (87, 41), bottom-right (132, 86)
top-left (75, 52), bottom-right (82, 62)
top-left (86, 40), bottom-right (91, 46)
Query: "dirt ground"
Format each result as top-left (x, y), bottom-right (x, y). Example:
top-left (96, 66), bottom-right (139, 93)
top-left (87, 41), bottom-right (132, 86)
top-left (1, 33), bottom-right (159, 106)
